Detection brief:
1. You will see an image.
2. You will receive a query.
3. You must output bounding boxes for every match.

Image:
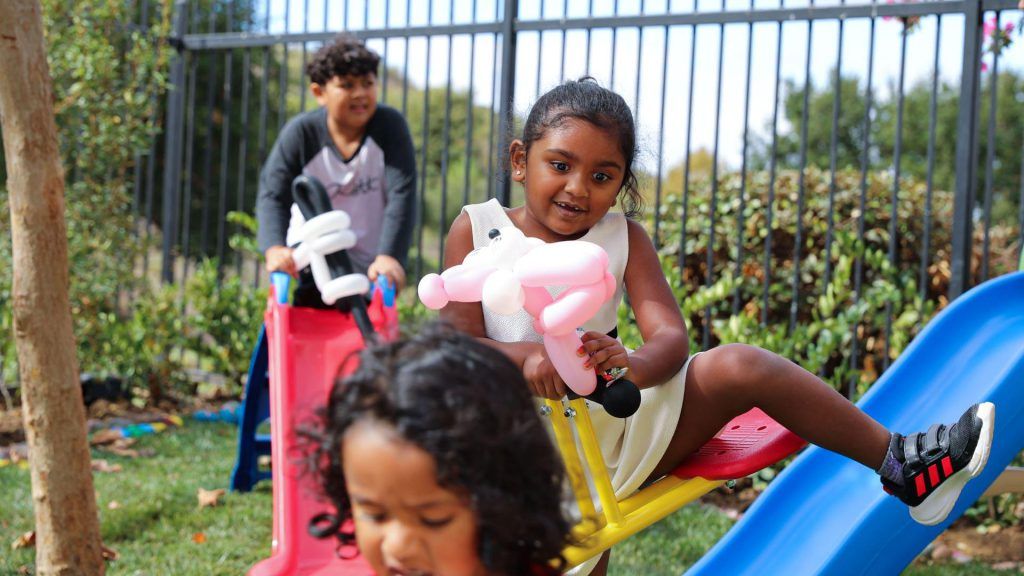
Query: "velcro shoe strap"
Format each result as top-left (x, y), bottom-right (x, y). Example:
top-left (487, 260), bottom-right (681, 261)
top-left (922, 423), bottom-right (946, 460)
top-left (904, 432), bottom-right (923, 467)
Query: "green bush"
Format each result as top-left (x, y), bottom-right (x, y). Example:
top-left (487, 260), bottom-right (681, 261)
top-left (619, 167), bottom-right (1018, 394)
top-left (0, 0), bottom-right (173, 392)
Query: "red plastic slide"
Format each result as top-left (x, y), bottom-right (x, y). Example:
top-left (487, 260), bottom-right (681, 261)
top-left (248, 286), bottom-right (398, 576)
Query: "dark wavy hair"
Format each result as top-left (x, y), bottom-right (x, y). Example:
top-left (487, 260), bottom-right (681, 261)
top-left (311, 322), bottom-right (570, 574)
top-left (306, 33), bottom-right (380, 85)
top-left (519, 77), bottom-right (643, 218)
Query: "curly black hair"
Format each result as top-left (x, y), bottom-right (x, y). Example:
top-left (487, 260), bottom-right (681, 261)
top-left (517, 77), bottom-right (644, 218)
top-left (310, 322), bottom-right (571, 574)
top-left (306, 33), bottom-right (380, 86)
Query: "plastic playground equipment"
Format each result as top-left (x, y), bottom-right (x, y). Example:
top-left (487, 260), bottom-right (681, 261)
top-left (421, 227), bottom-right (1024, 573)
top-left (240, 174), bottom-right (1023, 574)
top-left (235, 176), bottom-right (398, 576)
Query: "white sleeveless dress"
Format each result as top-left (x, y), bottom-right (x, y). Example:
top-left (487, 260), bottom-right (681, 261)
top-left (462, 199), bottom-right (691, 574)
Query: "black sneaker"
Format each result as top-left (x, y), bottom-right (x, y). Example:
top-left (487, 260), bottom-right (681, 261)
top-left (881, 402), bottom-right (995, 526)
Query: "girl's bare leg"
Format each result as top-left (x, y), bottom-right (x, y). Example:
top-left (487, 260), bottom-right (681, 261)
top-left (648, 344), bottom-right (892, 480)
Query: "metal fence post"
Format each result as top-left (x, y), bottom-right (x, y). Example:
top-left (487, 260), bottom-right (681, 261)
top-left (496, 0), bottom-right (518, 207)
top-left (949, 0), bottom-right (983, 300)
top-left (160, 0), bottom-right (189, 284)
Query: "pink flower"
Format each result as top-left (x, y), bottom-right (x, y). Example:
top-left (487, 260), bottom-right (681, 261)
top-left (981, 61), bottom-right (989, 72)
top-left (1005, 22), bottom-right (1015, 33)
top-left (983, 17), bottom-right (998, 38)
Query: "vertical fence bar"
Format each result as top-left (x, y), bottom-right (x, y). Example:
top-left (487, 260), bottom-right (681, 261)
top-left (920, 15), bottom-right (941, 300)
top-left (949, 0), bottom-right (983, 299)
top-left (496, 0), bottom-right (519, 207)
top-left (181, 51), bottom-right (198, 284)
top-left (883, 28), bottom-right (909, 371)
top-left (415, 1), bottom-right (434, 280)
top-left (439, 26), bottom-right (455, 269)
top-left (789, 11), bottom-right (813, 334)
top-left (850, 17), bottom-right (877, 398)
top-left (300, 0), bottom-right (309, 112)
top-left (402, 0), bottom-right (411, 118)
top-left (653, 23), bottom-right (670, 248)
top-left (632, 0), bottom-right (644, 125)
top-left (732, 4), bottom-right (754, 315)
top-left (382, 0), bottom-right (390, 105)
top-left (762, 14), bottom-right (782, 327)
top-left (610, 0), bottom-right (620, 88)
top-left (463, 25), bottom-right (478, 207)
top-left (559, 0), bottom-right (568, 81)
top-left (824, 14), bottom-right (844, 288)
top-left (486, 16), bottom-right (500, 200)
top-left (278, 0), bottom-right (291, 130)
top-left (254, 3), bottom-right (272, 287)
top-left (161, 0), bottom-right (188, 284)
top-left (217, 4), bottom-right (237, 278)
top-left (679, 18), bottom-right (697, 274)
top-left (703, 3), bottom-right (725, 351)
top-left (980, 11), bottom-right (1000, 282)
top-left (235, 47), bottom-right (252, 276)
top-left (584, 0), bottom-right (593, 76)
top-left (535, 1), bottom-right (545, 97)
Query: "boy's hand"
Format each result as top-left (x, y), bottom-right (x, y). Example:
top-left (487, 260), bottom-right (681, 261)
top-left (367, 254), bottom-right (407, 291)
top-left (264, 246), bottom-right (298, 277)
top-left (523, 344), bottom-right (567, 400)
top-left (579, 331), bottom-right (630, 375)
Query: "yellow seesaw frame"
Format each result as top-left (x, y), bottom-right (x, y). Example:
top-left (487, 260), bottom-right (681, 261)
top-left (546, 396), bottom-right (1024, 569)
top-left (543, 397), bottom-right (725, 568)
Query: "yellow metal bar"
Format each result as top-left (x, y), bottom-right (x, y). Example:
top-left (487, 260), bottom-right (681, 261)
top-left (569, 398), bottom-right (623, 525)
top-left (562, 475), bottom-right (724, 568)
top-left (544, 399), bottom-right (599, 525)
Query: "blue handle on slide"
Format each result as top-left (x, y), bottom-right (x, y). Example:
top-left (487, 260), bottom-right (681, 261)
top-left (375, 276), bottom-right (396, 308)
top-left (271, 272), bottom-right (291, 305)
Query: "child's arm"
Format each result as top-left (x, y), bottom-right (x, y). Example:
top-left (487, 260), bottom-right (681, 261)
top-left (440, 213), bottom-right (568, 399)
top-left (618, 219), bottom-right (689, 388)
top-left (257, 119), bottom-right (306, 275)
top-left (370, 107), bottom-right (417, 289)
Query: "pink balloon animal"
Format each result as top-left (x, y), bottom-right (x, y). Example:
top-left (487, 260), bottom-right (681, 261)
top-left (418, 226), bottom-right (617, 397)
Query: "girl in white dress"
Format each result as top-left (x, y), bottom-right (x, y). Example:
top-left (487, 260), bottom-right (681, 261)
top-left (441, 78), bottom-right (994, 575)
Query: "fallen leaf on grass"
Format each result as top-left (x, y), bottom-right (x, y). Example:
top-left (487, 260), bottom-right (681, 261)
top-left (197, 487), bottom-right (226, 508)
top-left (90, 459), bottom-right (122, 473)
top-left (192, 532), bottom-right (207, 544)
top-left (18, 566), bottom-right (30, 575)
top-left (101, 544), bottom-right (119, 561)
top-left (107, 500), bottom-right (121, 510)
top-left (11, 531), bottom-right (34, 550)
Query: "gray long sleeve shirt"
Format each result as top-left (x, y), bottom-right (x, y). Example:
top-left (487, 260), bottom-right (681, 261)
top-left (256, 104), bottom-right (417, 273)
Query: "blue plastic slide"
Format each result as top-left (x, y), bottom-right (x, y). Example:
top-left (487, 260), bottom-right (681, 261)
top-left (686, 272), bottom-right (1024, 576)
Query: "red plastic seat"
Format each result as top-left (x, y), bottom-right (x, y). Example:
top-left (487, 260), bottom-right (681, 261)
top-left (672, 408), bottom-right (806, 480)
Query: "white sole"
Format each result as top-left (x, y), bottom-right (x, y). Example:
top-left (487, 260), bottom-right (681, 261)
top-left (910, 402), bottom-right (995, 526)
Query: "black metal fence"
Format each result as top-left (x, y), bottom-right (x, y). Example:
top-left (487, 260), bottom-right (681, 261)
top-left (145, 0), bottom-right (1023, 386)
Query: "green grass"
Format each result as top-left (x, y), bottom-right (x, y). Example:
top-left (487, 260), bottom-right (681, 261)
top-left (1, 422), bottom-right (272, 576)
top-left (0, 423), bottom-right (1007, 575)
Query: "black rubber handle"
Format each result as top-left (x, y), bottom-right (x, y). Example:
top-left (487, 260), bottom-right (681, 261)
top-left (291, 175), bottom-right (376, 343)
top-left (568, 377), bottom-right (641, 418)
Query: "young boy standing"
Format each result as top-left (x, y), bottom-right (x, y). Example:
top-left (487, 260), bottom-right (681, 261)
top-left (257, 34), bottom-right (416, 306)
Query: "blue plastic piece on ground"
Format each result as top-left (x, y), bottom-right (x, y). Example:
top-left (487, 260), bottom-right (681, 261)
top-left (231, 326), bottom-right (273, 492)
top-left (685, 272), bottom-right (1024, 576)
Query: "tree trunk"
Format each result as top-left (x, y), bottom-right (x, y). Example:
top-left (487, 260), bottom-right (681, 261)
top-left (0, 1), bottom-right (105, 574)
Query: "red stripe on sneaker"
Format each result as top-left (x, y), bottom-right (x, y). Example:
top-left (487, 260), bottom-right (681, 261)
top-left (941, 456), bottom-right (953, 477)
top-left (915, 474), bottom-right (927, 497)
top-left (929, 464), bottom-right (940, 487)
